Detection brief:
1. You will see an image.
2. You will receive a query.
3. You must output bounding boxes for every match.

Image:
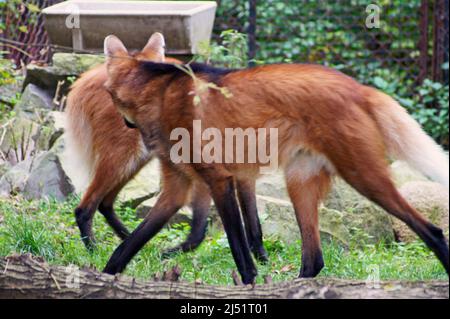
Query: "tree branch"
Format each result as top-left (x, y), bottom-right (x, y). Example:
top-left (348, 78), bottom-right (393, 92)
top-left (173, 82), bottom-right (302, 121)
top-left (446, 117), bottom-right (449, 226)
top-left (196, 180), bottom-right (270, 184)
top-left (0, 254), bottom-right (448, 299)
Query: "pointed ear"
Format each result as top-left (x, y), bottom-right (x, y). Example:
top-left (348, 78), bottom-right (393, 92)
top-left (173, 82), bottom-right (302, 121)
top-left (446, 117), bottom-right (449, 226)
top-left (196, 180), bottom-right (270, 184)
top-left (142, 32), bottom-right (165, 61)
top-left (104, 35), bottom-right (128, 58)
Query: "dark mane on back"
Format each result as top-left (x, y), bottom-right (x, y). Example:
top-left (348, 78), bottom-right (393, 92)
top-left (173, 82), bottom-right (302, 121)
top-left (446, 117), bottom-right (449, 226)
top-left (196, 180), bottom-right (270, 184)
top-left (139, 61), bottom-right (238, 84)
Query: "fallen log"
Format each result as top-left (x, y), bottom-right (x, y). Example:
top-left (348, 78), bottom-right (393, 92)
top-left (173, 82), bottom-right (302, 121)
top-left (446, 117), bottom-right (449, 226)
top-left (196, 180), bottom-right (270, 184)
top-left (0, 254), bottom-right (448, 299)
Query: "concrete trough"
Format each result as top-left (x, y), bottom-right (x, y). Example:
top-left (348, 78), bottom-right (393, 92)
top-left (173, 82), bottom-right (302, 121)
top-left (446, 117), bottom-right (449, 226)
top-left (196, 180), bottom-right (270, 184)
top-left (42, 0), bottom-right (217, 55)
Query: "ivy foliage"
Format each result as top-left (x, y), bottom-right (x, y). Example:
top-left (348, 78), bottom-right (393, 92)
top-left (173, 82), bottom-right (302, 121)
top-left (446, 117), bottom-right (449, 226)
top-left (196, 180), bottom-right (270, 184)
top-left (213, 0), bottom-right (448, 147)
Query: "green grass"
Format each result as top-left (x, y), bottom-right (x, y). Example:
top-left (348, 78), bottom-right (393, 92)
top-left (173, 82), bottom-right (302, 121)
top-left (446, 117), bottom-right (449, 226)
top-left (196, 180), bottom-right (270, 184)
top-left (0, 196), bottom-right (447, 285)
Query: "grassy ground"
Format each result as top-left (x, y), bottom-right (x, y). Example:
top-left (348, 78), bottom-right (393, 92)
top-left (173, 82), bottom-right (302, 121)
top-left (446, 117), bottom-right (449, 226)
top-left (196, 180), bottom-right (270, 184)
top-left (0, 196), bottom-right (447, 285)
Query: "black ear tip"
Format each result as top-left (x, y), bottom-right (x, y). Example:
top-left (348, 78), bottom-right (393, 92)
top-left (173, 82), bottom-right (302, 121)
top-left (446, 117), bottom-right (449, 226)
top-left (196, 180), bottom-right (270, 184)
top-left (124, 118), bottom-right (137, 129)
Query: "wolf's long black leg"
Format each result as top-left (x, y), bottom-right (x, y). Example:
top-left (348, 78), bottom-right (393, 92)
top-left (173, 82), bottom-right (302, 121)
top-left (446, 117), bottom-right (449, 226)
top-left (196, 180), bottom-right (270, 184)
top-left (98, 203), bottom-right (130, 240)
top-left (98, 184), bottom-right (131, 240)
top-left (103, 169), bottom-right (191, 275)
top-left (75, 204), bottom-right (97, 251)
top-left (103, 196), bottom-right (184, 274)
top-left (236, 179), bottom-right (268, 263)
top-left (162, 184), bottom-right (211, 258)
top-left (205, 175), bottom-right (257, 285)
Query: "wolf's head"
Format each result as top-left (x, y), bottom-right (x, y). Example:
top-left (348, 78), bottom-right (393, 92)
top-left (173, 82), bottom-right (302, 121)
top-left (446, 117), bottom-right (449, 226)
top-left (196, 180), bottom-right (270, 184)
top-left (103, 33), bottom-right (175, 149)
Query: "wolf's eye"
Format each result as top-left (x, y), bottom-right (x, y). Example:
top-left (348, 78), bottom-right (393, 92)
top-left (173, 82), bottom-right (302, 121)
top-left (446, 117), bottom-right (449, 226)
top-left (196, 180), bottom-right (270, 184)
top-left (123, 117), bottom-right (137, 129)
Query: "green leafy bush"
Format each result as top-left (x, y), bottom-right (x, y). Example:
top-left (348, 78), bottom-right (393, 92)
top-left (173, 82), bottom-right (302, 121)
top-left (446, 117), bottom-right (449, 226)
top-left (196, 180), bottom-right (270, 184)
top-left (0, 58), bottom-right (21, 122)
top-left (370, 64), bottom-right (449, 147)
top-left (213, 0), bottom-right (448, 146)
top-left (197, 29), bottom-right (249, 68)
top-left (0, 0), bottom-right (41, 36)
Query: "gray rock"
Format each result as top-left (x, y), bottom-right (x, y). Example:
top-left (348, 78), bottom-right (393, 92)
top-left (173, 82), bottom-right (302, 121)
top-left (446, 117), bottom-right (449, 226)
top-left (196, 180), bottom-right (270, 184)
top-left (117, 160), bottom-right (161, 208)
top-left (23, 53), bottom-right (105, 96)
top-left (23, 138), bottom-right (74, 201)
top-left (0, 117), bottom-right (40, 165)
top-left (325, 178), bottom-right (383, 216)
top-left (0, 160), bottom-right (11, 177)
top-left (37, 111), bottom-right (66, 151)
top-left (14, 84), bottom-right (54, 121)
top-left (0, 113), bottom-right (65, 166)
top-left (256, 173), bottom-right (289, 199)
top-left (390, 160), bottom-right (428, 187)
top-left (256, 195), bottom-right (299, 243)
top-left (23, 63), bottom-right (70, 95)
top-left (0, 80), bottom-right (22, 105)
top-left (323, 178), bottom-right (395, 245)
top-left (52, 53), bottom-right (105, 74)
top-left (0, 152), bottom-right (45, 197)
top-left (257, 191), bottom-right (394, 245)
top-left (393, 181), bottom-right (449, 242)
top-left (44, 111), bottom-right (66, 132)
top-left (0, 165), bottom-right (28, 196)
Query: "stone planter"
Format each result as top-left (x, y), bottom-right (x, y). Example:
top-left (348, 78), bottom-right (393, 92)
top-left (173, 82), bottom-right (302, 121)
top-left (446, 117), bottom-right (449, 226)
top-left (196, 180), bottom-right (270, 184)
top-left (42, 0), bottom-right (217, 56)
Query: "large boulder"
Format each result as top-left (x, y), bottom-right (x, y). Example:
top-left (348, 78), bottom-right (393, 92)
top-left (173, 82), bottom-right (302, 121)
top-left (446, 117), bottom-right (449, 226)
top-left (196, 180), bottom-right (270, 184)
top-left (326, 178), bottom-right (386, 216)
top-left (0, 112), bottom-right (66, 166)
top-left (0, 160), bottom-right (11, 177)
top-left (0, 117), bottom-right (40, 165)
top-left (37, 111), bottom-right (66, 151)
top-left (0, 77), bottom-right (22, 105)
top-left (52, 53), bottom-right (106, 75)
top-left (23, 53), bottom-right (105, 96)
top-left (324, 178), bottom-right (395, 243)
top-left (393, 181), bottom-right (449, 242)
top-left (0, 152), bottom-right (45, 197)
top-left (23, 137), bottom-right (74, 201)
top-left (390, 160), bottom-right (428, 187)
top-left (117, 160), bottom-right (161, 208)
top-left (14, 84), bottom-right (54, 121)
top-left (324, 178), bottom-right (395, 244)
top-left (256, 173), bottom-right (289, 199)
top-left (257, 194), bottom-right (394, 245)
top-left (256, 195), bottom-right (299, 243)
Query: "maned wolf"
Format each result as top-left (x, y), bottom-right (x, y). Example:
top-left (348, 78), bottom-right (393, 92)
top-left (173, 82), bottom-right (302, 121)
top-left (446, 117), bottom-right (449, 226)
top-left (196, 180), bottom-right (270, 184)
top-left (65, 52), bottom-right (268, 261)
top-left (102, 33), bottom-right (449, 284)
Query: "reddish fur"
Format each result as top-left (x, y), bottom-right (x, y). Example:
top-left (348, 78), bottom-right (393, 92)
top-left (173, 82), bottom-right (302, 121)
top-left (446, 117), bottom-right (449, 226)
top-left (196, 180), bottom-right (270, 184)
top-left (65, 52), bottom-right (267, 260)
top-left (67, 64), bottom-right (147, 196)
top-left (65, 52), bottom-right (212, 246)
top-left (103, 45), bottom-right (449, 279)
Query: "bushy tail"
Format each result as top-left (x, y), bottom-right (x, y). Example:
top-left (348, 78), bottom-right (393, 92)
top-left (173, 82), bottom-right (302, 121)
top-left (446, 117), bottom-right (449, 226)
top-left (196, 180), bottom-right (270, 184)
top-left (62, 87), bottom-right (95, 193)
top-left (368, 88), bottom-right (449, 188)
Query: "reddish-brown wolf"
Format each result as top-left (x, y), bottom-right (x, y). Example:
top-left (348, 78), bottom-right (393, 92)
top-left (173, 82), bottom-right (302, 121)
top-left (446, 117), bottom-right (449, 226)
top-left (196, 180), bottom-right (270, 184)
top-left (101, 33), bottom-right (448, 284)
top-left (65, 52), bottom-right (268, 261)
